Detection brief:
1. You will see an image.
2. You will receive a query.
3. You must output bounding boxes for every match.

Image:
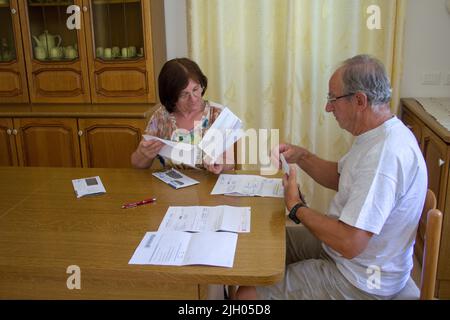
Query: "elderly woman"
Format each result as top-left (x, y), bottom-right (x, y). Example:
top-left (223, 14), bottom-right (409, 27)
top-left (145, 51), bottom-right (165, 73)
top-left (131, 58), bottom-right (235, 174)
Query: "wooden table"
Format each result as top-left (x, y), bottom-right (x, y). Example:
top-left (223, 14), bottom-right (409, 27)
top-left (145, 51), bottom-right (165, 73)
top-left (0, 167), bottom-right (285, 299)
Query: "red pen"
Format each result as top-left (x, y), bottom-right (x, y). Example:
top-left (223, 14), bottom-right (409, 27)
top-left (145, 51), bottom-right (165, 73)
top-left (121, 198), bottom-right (156, 209)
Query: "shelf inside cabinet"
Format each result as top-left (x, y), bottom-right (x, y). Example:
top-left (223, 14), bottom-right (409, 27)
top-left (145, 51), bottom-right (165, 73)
top-left (93, 0), bottom-right (140, 5)
top-left (28, 2), bottom-right (74, 7)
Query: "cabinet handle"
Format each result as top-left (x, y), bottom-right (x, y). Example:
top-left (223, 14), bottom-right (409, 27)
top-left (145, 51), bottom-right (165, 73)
top-left (82, 6), bottom-right (88, 12)
top-left (439, 159), bottom-right (445, 167)
top-left (11, 8), bottom-right (17, 15)
top-left (6, 129), bottom-right (12, 135)
top-left (12, 129), bottom-right (18, 135)
top-left (78, 130), bottom-right (83, 136)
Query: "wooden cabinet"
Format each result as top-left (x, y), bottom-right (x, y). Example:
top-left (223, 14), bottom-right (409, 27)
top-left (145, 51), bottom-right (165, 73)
top-left (0, 0), bottom-right (30, 103)
top-left (401, 98), bottom-right (450, 299)
top-left (0, 104), bottom-right (151, 168)
top-left (1, 0), bottom-right (165, 104)
top-left (79, 118), bottom-right (144, 168)
top-left (82, 0), bottom-right (158, 103)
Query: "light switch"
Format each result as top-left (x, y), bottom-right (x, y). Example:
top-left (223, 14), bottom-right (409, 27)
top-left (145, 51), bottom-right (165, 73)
top-left (445, 73), bottom-right (450, 86)
top-left (422, 72), bottom-right (441, 85)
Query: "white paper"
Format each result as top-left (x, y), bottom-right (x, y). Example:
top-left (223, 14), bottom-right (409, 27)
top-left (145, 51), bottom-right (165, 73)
top-left (143, 134), bottom-right (198, 167)
top-left (158, 205), bottom-right (251, 233)
top-left (152, 169), bottom-right (199, 189)
top-left (280, 154), bottom-right (290, 175)
top-left (72, 176), bottom-right (106, 198)
top-left (211, 174), bottom-right (284, 198)
top-left (129, 231), bottom-right (238, 267)
top-left (198, 107), bottom-right (244, 163)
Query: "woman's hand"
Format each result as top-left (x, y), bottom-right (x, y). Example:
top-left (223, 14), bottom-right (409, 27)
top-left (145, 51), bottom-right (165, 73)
top-left (205, 163), bottom-right (224, 174)
top-left (132, 139), bottom-right (165, 168)
top-left (138, 139), bottom-right (165, 160)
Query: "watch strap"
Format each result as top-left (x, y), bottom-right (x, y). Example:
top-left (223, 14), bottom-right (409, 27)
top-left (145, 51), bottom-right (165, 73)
top-left (289, 202), bottom-right (307, 224)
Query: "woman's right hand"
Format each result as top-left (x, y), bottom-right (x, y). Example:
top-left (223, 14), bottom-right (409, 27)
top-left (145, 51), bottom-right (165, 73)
top-left (137, 139), bottom-right (165, 160)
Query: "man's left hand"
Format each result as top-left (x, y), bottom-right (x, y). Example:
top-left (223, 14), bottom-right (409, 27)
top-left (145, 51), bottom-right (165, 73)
top-left (282, 166), bottom-right (302, 210)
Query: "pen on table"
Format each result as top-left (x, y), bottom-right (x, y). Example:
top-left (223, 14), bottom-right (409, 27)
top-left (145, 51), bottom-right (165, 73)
top-left (121, 197), bottom-right (156, 209)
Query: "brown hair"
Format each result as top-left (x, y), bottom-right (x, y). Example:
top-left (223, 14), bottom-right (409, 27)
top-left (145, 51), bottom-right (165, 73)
top-left (158, 58), bottom-right (208, 113)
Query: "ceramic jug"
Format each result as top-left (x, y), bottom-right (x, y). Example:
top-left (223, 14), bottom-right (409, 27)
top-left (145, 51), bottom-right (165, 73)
top-left (32, 30), bottom-right (62, 52)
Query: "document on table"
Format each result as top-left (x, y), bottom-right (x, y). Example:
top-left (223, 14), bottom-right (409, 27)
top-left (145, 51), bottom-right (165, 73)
top-left (143, 134), bottom-right (198, 167)
top-left (158, 205), bottom-right (251, 233)
top-left (211, 174), bottom-right (284, 198)
top-left (152, 169), bottom-right (200, 189)
top-left (129, 231), bottom-right (238, 268)
top-left (72, 176), bottom-right (106, 198)
top-left (198, 107), bottom-right (244, 163)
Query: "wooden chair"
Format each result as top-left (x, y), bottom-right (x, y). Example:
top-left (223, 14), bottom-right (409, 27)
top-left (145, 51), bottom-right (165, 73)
top-left (395, 189), bottom-right (443, 299)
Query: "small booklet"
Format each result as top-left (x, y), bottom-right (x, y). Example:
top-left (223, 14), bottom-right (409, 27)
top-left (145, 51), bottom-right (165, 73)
top-left (152, 169), bottom-right (200, 189)
top-left (211, 174), bottom-right (284, 198)
top-left (129, 231), bottom-right (238, 268)
top-left (158, 205), bottom-right (251, 233)
top-left (72, 176), bottom-right (106, 198)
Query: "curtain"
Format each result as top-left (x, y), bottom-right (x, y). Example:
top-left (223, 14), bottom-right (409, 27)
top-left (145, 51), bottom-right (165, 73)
top-left (187, 0), bottom-right (405, 212)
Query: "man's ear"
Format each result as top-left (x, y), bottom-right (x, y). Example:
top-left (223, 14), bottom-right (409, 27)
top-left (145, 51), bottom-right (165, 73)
top-left (354, 92), bottom-right (368, 110)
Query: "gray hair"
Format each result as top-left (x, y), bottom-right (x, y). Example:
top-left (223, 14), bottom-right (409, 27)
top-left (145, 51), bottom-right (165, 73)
top-left (340, 54), bottom-right (392, 108)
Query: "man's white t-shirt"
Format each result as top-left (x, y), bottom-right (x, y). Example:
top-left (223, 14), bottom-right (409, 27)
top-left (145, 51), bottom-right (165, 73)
top-left (323, 116), bottom-right (427, 297)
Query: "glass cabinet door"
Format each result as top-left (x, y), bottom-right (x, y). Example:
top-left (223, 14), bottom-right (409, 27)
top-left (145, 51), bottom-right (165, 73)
top-left (26, 0), bottom-right (79, 62)
top-left (91, 0), bottom-right (144, 61)
top-left (0, 0), bottom-right (16, 63)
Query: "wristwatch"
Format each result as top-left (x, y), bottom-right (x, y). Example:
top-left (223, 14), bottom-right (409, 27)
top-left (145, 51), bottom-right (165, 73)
top-left (288, 202), bottom-right (308, 224)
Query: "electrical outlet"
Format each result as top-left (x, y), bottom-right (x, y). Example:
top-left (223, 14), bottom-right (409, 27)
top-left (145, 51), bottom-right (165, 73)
top-left (422, 72), bottom-right (441, 85)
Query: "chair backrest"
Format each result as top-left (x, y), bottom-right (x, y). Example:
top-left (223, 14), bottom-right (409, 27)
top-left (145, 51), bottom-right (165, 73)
top-left (419, 208), bottom-right (443, 300)
top-left (414, 189), bottom-right (437, 264)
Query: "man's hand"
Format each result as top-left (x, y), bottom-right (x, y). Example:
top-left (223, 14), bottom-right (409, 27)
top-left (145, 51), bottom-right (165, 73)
top-left (278, 143), bottom-right (310, 165)
top-left (137, 139), bottom-right (164, 160)
top-left (282, 166), bottom-right (302, 211)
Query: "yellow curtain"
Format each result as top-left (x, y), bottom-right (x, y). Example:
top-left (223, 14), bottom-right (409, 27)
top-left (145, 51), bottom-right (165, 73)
top-left (187, 0), bottom-right (405, 212)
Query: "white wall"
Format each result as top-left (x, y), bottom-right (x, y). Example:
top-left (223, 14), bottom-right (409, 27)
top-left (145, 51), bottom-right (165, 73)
top-left (164, 0), bottom-right (188, 59)
top-left (401, 0), bottom-right (450, 98)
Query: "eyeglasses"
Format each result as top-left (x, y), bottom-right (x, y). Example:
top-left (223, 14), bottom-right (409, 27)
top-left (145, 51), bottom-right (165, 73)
top-left (179, 86), bottom-right (203, 100)
top-left (326, 93), bottom-right (354, 104)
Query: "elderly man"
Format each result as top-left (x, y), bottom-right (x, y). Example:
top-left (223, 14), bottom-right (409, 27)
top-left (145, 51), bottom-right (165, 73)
top-left (236, 54), bottom-right (427, 300)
